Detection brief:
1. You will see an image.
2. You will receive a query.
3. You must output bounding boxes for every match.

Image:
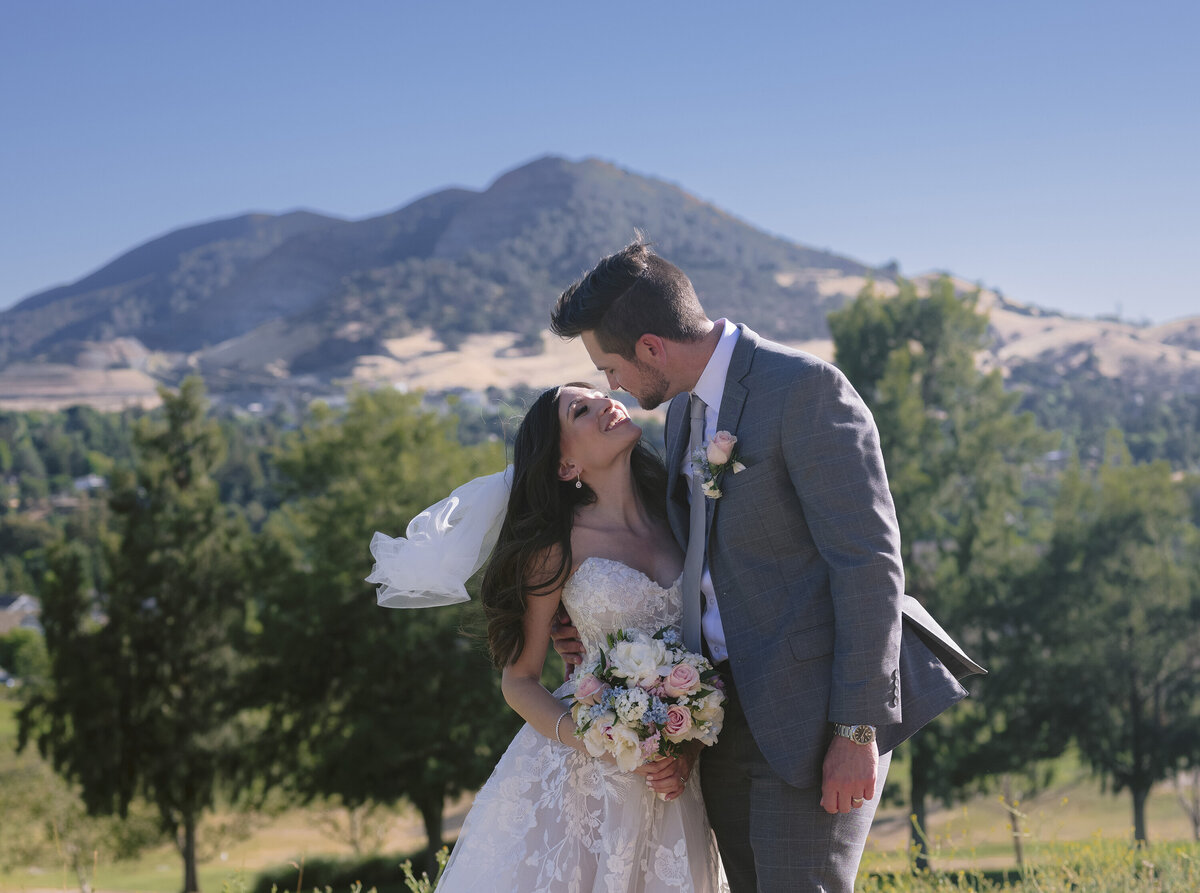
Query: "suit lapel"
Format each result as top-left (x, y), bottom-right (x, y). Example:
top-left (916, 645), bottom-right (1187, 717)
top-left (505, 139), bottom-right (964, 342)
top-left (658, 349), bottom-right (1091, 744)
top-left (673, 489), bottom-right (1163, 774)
top-left (665, 393), bottom-right (690, 496)
top-left (664, 393), bottom-right (691, 545)
top-left (706, 326), bottom-right (758, 539)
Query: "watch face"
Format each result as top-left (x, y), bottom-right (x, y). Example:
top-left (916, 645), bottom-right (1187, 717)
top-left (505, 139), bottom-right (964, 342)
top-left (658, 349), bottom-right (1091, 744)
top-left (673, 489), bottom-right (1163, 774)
top-left (852, 725), bottom-right (875, 745)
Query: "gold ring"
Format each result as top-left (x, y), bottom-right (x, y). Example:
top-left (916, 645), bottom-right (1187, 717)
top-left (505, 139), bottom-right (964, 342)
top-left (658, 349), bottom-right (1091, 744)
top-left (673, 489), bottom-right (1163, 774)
top-left (851, 796), bottom-right (864, 806)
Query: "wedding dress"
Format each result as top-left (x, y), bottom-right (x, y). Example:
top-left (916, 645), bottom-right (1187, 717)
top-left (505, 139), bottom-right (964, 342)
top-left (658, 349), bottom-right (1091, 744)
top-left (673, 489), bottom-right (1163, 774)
top-left (436, 557), bottom-right (728, 893)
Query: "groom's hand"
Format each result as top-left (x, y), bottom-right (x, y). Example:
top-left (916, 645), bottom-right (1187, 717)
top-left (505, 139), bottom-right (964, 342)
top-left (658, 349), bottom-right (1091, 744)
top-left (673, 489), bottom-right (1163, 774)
top-left (820, 736), bottom-right (878, 814)
top-left (550, 607), bottom-right (585, 678)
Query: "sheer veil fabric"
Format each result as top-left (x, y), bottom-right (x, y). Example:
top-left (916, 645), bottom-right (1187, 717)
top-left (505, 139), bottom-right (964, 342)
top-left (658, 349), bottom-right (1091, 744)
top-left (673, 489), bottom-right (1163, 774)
top-left (366, 467), bottom-right (512, 608)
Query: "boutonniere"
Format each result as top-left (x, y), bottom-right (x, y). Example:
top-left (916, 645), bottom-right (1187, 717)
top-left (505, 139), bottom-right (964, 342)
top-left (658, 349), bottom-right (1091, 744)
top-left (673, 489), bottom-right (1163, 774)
top-left (691, 431), bottom-right (747, 499)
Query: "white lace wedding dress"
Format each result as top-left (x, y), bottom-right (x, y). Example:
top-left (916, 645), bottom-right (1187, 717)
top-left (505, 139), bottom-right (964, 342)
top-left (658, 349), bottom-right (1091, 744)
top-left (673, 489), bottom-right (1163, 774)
top-left (437, 557), bottom-right (728, 892)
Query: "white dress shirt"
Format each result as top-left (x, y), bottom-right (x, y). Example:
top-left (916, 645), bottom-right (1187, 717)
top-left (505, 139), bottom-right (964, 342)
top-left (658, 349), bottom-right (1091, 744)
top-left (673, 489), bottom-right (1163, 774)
top-left (686, 319), bottom-right (740, 663)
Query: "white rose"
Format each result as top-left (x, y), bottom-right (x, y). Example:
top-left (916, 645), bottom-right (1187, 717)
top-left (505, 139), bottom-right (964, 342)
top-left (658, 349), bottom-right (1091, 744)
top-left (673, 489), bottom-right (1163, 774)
top-left (582, 711), bottom-right (616, 758)
top-left (608, 724), bottom-right (644, 771)
top-left (610, 637), bottom-right (669, 686)
top-left (692, 690), bottom-right (725, 723)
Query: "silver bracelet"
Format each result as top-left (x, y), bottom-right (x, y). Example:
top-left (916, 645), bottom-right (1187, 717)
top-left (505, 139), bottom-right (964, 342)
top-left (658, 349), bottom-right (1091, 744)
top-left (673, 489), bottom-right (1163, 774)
top-left (554, 710), bottom-right (571, 745)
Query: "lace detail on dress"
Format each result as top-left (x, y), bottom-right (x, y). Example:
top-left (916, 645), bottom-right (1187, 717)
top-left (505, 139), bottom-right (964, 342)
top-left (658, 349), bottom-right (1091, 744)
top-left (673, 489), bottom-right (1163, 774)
top-left (436, 558), bottom-right (726, 893)
top-left (562, 558), bottom-right (683, 659)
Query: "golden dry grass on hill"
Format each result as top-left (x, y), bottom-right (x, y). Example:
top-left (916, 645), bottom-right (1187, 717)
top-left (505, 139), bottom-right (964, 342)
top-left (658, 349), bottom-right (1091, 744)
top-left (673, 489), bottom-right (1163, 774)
top-left (2, 285), bottom-right (1196, 412)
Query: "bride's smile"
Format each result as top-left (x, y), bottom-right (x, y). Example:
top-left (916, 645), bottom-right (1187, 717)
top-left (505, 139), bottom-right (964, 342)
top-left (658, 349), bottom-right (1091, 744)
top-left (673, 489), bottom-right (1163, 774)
top-left (602, 406), bottom-right (630, 431)
top-left (558, 388), bottom-right (643, 479)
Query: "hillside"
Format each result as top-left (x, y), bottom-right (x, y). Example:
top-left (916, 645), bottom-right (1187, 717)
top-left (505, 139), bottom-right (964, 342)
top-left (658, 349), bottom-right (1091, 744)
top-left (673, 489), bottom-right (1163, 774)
top-left (0, 157), bottom-right (877, 390)
top-left (1, 156), bottom-right (1196, 410)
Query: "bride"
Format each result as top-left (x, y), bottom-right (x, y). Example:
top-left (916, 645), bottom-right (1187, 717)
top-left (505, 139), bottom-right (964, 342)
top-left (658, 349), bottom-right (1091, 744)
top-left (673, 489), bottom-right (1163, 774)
top-left (371, 383), bottom-right (727, 892)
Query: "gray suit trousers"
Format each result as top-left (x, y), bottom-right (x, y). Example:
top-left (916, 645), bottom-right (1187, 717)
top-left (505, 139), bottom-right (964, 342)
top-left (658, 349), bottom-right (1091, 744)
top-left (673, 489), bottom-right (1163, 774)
top-left (700, 670), bottom-right (890, 893)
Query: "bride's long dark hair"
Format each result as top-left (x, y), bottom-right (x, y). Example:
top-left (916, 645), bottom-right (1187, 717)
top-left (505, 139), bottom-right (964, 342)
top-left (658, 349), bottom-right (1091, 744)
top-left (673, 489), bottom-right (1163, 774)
top-left (481, 384), bottom-right (667, 668)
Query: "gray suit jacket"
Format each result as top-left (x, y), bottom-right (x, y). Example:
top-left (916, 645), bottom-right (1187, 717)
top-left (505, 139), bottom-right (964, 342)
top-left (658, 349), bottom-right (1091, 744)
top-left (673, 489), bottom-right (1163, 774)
top-left (665, 325), bottom-right (978, 788)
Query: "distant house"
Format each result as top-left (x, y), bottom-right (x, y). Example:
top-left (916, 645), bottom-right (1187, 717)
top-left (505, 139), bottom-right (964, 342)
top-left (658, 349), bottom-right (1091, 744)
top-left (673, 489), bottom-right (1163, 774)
top-left (0, 594), bottom-right (41, 635)
top-left (73, 473), bottom-right (107, 492)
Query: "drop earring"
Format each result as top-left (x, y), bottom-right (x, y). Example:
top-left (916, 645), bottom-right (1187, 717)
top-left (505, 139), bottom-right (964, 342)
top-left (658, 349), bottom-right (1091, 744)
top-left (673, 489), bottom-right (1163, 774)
top-left (575, 475), bottom-right (583, 489)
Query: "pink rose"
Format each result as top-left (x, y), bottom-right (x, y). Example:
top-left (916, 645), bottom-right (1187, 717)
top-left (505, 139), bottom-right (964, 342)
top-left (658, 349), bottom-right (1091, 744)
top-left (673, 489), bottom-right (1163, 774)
top-left (664, 704), bottom-right (693, 740)
top-left (707, 431), bottom-right (737, 465)
top-left (663, 663), bottom-right (701, 697)
top-left (575, 674), bottom-right (604, 705)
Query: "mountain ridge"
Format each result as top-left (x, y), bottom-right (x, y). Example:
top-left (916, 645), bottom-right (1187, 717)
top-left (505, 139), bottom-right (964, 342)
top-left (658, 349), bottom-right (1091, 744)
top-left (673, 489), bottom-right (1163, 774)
top-left (1, 155), bottom-right (1196, 411)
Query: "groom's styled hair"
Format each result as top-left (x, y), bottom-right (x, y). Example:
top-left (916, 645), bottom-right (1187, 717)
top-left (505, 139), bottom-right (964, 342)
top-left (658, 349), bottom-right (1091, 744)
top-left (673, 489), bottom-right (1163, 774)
top-left (550, 239), bottom-right (710, 359)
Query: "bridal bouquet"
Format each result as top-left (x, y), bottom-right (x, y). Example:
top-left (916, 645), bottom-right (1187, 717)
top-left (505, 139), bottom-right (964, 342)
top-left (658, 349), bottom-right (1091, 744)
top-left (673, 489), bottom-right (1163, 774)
top-left (569, 627), bottom-right (726, 772)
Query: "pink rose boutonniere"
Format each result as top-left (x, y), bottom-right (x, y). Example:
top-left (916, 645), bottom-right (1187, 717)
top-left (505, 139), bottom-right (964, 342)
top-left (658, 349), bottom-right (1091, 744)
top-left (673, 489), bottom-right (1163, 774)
top-left (691, 430), bottom-right (747, 499)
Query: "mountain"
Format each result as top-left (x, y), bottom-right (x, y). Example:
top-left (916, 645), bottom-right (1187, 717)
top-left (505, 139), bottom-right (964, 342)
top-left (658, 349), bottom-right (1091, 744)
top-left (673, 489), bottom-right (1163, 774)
top-left (0, 158), bottom-right (876, 374)
top-left (1, 156), bottom-right (1196, 410)
top-left (2, 211), bottom-right (343, 362)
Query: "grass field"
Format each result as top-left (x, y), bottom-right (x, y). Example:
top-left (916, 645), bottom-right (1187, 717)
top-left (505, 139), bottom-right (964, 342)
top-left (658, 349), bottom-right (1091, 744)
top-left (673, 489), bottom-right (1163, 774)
top-left (4, 696), bottom-right (1198, 892)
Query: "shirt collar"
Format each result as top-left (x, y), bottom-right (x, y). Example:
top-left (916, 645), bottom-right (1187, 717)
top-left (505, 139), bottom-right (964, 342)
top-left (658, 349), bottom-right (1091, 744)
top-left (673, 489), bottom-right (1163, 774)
top-left (692, 319), bottom-right (740, 410)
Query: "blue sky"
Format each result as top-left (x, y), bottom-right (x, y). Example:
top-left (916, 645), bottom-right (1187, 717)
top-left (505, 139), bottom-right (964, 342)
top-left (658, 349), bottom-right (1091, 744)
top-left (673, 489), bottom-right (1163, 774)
top-left (2, 1), bottom-right (1196, 322)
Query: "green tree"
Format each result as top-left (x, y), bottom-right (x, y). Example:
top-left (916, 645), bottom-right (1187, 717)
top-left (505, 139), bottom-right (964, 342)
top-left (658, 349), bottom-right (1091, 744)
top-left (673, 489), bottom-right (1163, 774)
top-left (252, 389), bottom-right (515, 873)
top-left (0, 514), bottom-right (58, 564)
top-left (0, 743), bottom-right (163, 893)
top-left (12, 440), bottom-right (48, 500)
top-left (19, 378), bottom-right (252, 892)
top-left (829, 278), bottom-right (1057, 867)
top-left (0, 628), bottom-right (48, 682)
top-left (1006, 433), bottom-right (1200, 843)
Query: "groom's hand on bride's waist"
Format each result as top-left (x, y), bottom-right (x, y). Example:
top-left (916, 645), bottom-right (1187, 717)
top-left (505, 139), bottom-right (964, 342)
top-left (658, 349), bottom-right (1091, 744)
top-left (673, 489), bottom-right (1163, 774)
top-left (550, 607), bottom-right (585, 678)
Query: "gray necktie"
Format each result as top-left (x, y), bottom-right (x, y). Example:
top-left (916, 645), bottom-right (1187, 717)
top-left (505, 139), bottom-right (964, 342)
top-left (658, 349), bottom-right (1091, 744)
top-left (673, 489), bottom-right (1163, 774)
top-left (681, 394), bottom-right (707, 653)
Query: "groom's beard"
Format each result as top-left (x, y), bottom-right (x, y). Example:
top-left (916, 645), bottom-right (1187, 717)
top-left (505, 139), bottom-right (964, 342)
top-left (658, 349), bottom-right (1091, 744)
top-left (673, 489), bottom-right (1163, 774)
top-left (632, 359), bottom-right (671, 410)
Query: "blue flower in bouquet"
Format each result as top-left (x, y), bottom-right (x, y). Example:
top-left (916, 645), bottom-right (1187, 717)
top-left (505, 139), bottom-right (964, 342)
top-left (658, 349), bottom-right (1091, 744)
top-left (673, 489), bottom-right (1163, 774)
top-left (659, 628), bottom-right (682, 646)
top-left (644, 698), bottom-right (669, 726)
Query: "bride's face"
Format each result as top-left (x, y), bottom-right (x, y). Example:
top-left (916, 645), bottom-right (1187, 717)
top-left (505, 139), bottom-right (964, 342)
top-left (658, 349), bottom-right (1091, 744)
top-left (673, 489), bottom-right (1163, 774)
top-left (556, 386), bottom-right (641, 482)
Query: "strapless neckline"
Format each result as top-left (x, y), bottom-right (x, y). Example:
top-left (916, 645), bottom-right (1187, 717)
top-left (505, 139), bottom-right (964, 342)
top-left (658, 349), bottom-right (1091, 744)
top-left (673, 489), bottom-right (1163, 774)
top-left (573, 555), bottom-right (683, 593)
top-left (560, 556), bottom-right (685, 661)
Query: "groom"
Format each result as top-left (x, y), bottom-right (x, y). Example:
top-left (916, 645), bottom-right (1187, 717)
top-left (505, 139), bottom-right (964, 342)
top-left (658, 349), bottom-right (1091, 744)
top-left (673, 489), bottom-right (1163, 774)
top-left (550, 240), bottom-right (972, 891)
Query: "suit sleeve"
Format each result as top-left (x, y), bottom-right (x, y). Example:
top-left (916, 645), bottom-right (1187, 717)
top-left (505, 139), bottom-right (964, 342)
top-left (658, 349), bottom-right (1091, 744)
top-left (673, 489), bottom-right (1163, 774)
top-left (780, 361), bottom-right (904, 726)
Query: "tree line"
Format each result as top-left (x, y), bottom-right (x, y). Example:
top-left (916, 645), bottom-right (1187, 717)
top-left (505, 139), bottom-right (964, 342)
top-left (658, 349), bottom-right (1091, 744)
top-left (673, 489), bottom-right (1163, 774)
top-left (1, 280), bottom-right (1198, 891)
top-left (828, 279), bottom-right (1200, 866)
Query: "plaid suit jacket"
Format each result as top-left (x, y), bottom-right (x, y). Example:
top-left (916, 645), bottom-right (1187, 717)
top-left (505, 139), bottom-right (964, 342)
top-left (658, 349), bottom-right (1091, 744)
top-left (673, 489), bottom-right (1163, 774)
top-left (665, 325), bottom-right (969, 788)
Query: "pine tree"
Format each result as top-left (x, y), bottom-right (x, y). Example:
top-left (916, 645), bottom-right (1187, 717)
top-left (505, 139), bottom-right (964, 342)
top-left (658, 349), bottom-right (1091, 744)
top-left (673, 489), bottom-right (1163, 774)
top-left (20, 378), bottom-right (252, 892)
top-left (829, 279), bottom-right (1056, 867)
top-left (1007, 434), bottom-right (1200, 842)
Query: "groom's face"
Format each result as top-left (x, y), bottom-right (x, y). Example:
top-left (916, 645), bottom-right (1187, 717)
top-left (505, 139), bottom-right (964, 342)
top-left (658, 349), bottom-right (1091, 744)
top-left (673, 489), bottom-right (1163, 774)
top-left (580, 331), bottom-right (671, 410)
